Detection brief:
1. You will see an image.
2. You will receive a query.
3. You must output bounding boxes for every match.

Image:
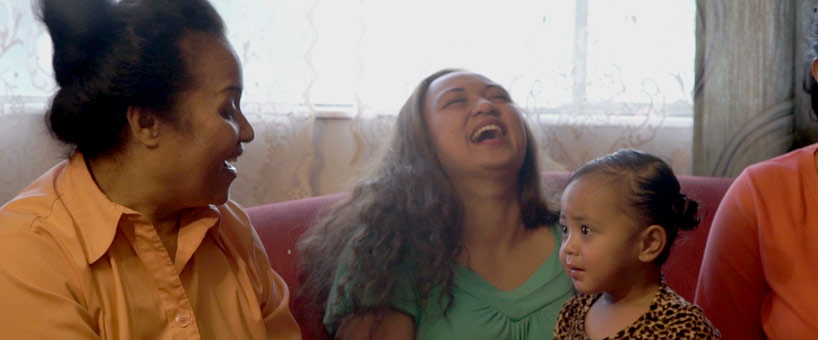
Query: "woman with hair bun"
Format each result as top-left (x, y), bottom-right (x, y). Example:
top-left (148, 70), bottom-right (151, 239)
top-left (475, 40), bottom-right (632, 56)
top-left (0, 0), bottom-right (301, 338)
top-left (554, 149), bottom-right (720, 339)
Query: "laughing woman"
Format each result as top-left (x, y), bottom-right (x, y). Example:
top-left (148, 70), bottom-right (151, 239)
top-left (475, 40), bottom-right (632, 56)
top-left (298, 69), bottom-right (574, 339)
top-left (0, 0), bottom-right (300, 338)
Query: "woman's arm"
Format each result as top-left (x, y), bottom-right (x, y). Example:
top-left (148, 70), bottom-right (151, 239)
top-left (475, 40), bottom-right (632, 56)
top-left (0, 231), bottom-right (100, 339)
top-left (694, 175), bottom-right (767, 340)
top-left (336, 308), bottom-right (415, 340)
top-left (223, 202), bottom-right (302, 339)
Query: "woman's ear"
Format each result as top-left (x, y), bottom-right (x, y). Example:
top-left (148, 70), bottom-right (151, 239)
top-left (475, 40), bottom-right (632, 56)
top-left (125, 106), bottom-right (160, 148)
top-left (637, 225), bottom-right (666, 263)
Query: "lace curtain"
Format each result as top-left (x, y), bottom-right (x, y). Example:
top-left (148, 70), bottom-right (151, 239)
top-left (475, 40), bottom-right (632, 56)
top-left (0, 0), bottom-right (695, 206)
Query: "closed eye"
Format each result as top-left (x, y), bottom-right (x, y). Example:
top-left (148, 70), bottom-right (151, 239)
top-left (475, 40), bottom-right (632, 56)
top-left (490, 94), bottom-right (510, 102)
top-left (443, 98), bottom-right (466, 108)
top-left (220, 99), bottom-right (241, 120)
top-left (220, 108), bottom-right (236, 120)
top-left (485, 87), bottom-right (512, 103)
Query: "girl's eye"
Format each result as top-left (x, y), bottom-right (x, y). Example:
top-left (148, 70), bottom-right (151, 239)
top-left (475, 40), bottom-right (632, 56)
top-left (559, 224), bottom-right (568, 235)
top-left (581, 226), bottom-right (590, 235)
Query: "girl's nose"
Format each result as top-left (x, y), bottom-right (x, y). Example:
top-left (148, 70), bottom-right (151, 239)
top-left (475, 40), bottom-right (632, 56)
top-left (560, 233), bottom-right (578, 256)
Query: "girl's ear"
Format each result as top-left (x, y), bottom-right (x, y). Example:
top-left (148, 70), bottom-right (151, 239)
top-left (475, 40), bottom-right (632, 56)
top-left (637, 225), bottom-right (666, 263)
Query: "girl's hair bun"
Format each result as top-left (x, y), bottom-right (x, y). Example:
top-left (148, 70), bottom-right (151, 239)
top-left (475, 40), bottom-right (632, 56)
top-left (673, 194), bottom-right (700, 231)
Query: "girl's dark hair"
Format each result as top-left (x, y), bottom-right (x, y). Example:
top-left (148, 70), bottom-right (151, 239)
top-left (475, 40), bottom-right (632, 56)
top-left (804, 3), bottom-right (818, 120)
top-left (297, 69), bottom-right (555, 334)
top-left (568, 149), bottom-right (699, 265)
top-left (37, 0), bottom-right (225, 158)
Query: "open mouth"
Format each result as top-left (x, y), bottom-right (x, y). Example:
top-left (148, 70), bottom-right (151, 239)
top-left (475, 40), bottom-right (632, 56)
top-left (470, 124), bottom-right (504, 143)
top-left (224, 158), bottom-right (237, 172)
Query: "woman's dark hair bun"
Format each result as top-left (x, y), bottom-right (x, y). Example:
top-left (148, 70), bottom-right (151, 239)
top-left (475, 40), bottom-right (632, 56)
top-left (38, 0), bottom-right (117, 88)
top-left (36, 0), bottom-right (226, 159)
top-left (672, 194), bottom-right (700, 231)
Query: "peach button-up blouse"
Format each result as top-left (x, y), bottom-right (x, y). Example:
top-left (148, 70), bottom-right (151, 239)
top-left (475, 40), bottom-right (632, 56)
top-left (0, 153), bottom-right (301, 339)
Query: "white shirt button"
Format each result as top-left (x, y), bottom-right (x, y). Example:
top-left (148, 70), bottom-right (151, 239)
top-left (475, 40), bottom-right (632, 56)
top-left (175, 312), bottom-right (192, 328)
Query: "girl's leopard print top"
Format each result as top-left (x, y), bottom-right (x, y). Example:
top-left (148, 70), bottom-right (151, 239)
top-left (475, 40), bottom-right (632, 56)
top-left (553, 280), bottom-right (720, 339)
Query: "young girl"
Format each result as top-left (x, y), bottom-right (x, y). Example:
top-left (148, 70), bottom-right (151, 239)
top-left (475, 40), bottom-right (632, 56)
top-left (554, 149), bottom-right (720, 339)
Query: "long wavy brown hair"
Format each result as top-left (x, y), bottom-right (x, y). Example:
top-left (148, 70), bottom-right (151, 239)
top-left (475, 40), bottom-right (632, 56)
top-left (296, 69), bottom-right (556, 333)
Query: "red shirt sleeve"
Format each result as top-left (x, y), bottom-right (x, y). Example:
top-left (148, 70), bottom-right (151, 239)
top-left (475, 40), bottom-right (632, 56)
top-left (695, 172), bottom-right (767, 340)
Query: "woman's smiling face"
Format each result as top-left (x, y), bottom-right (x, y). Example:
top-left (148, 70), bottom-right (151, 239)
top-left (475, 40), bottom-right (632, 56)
top-left (422, 71), bottom-right (527, 180)
top-left (156, 33), bottom-right (255, 207)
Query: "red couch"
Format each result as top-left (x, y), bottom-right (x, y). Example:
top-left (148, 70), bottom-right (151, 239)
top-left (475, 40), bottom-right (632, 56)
top-left (246, 173), bottom-right (734, 340)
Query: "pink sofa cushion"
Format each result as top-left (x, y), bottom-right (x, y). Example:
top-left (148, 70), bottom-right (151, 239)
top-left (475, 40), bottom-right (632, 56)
top-left (246, 193), bottom-right (345, 340)
top-left (665, 175), bottom-right (733, 300)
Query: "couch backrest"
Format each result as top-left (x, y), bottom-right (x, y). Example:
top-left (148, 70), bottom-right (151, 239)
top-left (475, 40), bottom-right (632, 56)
top-left (665, 175), bottom-right (734, 299)
top-left (246, 193), bottom-right (345, 340)
top-left (246, 173), bottom-right (733, 339)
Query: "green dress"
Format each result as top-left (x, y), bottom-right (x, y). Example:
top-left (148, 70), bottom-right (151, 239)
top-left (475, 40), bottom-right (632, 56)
top-left (325, 226), bottom-right (575, 339)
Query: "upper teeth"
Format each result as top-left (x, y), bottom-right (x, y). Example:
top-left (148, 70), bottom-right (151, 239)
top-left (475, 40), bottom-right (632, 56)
top-left (471, 124), bottom-right (501, 142)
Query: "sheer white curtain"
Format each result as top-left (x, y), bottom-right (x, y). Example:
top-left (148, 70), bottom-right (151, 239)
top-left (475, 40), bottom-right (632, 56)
top-left (0, 0), bottom-right (695, 206)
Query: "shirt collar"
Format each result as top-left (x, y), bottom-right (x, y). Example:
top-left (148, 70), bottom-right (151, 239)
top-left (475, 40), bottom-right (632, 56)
top-left (57, 153), bottom-right (223, 264)
top-left (57, 153), bottom-right (130, 264)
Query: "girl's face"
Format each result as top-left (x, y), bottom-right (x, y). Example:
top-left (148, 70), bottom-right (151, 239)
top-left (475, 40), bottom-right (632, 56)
top-left (558, 173), bottom-right (646, 296)
top-left (422, 71), bottom-right (527, 180)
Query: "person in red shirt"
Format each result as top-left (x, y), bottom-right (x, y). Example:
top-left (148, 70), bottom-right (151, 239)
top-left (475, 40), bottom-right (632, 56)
top-left (694, 6), bottom-right (818, 339)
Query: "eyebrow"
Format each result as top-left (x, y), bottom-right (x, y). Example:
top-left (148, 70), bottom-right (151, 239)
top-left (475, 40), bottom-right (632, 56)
top-left (437, 84), bottom-right (506, 98)
top-left (560, 212), bottom-right (589, 222)
top-left (219, 85), bottom-right (242, 94)
top-left (438, 87), bottom-right (465, 97)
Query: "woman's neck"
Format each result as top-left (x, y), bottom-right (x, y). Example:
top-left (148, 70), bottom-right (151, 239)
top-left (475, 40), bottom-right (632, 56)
top-left (455, 178), bottom-right (523, 251)
top-left (86, 153), bottom-right (181, 257)
top-left (452, 177), bottom-right (555, 291)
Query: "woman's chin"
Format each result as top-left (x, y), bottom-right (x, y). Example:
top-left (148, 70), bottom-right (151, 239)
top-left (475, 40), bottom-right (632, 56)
top-left (192, 186), bottom-right (232, 207)
top-left (211, 188), bottom-right (232, 206)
